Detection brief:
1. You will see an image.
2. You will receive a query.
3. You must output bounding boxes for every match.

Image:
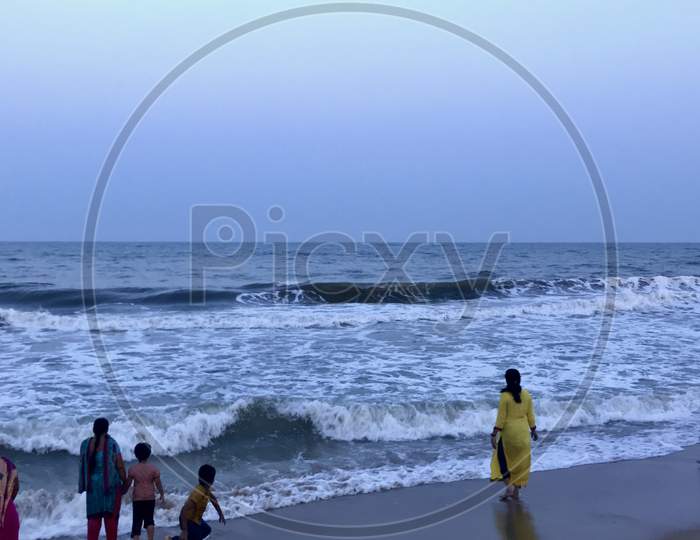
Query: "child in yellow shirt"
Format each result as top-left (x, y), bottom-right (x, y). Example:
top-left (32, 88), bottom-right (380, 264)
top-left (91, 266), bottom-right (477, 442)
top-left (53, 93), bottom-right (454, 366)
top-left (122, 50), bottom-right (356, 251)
top-left (168, 465), bottom-right (225, 540)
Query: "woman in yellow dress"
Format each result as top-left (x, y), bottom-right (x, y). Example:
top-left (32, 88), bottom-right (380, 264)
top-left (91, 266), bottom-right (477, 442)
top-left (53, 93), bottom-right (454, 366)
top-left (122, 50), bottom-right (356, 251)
top-left (490, 369), bottom-right (537, 500)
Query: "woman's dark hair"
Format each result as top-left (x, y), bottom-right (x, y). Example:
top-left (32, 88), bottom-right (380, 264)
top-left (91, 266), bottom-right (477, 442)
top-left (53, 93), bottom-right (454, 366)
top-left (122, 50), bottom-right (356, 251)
top-left (501, 368), bottom-right (522, 403)
top-left (198, 464), bottom-right (216, 486)
top-left (88, 417), bottom-right (110, 475)
top-left (134, 442), bottom-right (151, 462)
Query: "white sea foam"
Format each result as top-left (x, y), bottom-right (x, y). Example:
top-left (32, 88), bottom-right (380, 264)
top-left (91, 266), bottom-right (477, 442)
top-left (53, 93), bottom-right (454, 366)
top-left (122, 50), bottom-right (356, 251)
top-left (16, 458), bottom-right (487, 540)
top-left (0, 400), bottom-right (252, 459)
top-left (0, 305), bottom-right (455, 332)
top-left (282, 393), bottom-right (699, 441)
top-left (16, 490), bottom-right (86, 540)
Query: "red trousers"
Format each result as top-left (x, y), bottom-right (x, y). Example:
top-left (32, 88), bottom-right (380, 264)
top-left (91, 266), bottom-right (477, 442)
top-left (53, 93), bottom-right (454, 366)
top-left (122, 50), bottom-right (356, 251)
top-left (87, 491), bottom-right (122, 540)
top-left (0, 501), bottom-right (20, 540)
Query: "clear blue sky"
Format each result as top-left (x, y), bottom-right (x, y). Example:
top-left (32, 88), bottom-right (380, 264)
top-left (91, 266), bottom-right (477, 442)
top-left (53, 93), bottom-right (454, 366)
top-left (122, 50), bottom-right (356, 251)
top-left (1, 1), bottom-right (698, 241)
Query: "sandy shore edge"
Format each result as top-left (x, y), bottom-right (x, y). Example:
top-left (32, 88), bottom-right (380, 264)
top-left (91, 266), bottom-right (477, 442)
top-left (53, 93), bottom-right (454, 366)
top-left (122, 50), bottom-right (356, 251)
top-left (162, 445), bottom-right (700, 540)
top-left (65, 445), bottom-right (700, 540)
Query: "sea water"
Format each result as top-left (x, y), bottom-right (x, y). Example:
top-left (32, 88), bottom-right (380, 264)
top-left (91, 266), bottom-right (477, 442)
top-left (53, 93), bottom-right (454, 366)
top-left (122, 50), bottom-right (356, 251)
top-left (1, 242), bottom-right (699, 538)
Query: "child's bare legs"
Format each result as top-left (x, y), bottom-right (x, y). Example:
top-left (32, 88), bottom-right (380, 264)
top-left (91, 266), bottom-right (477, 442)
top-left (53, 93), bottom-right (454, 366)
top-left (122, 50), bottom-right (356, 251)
top-left (146, 525), bottom-right (155, 540)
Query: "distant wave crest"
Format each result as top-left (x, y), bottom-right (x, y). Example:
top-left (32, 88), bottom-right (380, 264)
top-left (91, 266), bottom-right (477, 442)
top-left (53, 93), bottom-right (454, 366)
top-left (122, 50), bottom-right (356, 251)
top-left (0, 276), bottom-right (697, 332)
top-left (1, 275), bottom-right (697, 309)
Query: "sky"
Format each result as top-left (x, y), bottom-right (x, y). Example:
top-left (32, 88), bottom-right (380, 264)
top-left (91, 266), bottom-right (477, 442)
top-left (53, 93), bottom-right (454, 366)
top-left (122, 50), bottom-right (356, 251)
top-left (1, 1), bottom-right (698, 242)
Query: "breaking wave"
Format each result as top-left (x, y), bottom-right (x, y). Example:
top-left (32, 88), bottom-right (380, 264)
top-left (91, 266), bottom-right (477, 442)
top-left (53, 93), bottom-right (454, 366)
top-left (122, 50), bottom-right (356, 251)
top-left (2, 393), bottom-right (696, 457)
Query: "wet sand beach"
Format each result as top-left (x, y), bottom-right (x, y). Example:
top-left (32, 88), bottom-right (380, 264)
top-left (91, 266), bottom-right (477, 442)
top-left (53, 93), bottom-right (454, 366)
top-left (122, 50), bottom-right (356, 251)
top-left (151, 445), bottom-right (700, 540)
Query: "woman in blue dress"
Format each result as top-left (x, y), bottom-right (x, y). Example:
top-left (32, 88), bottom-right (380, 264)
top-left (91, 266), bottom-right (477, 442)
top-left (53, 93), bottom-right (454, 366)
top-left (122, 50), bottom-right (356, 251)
top-left (79, 418), bottom-right (126, 540)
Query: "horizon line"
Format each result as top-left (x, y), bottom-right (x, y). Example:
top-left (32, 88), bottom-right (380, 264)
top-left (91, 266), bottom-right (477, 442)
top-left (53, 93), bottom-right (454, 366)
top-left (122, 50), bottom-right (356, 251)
top-left (1, 240), bottom-right (699, 244)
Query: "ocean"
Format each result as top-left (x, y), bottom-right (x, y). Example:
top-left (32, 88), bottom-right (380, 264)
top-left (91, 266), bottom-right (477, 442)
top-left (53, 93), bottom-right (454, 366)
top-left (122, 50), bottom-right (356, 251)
top-left (1, 242), bottom-right (699, 539)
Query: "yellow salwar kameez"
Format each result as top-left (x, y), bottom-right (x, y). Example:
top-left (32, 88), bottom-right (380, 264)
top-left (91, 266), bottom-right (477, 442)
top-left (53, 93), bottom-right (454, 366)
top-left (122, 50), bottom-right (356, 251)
top-left (490, 389), bottom-right (536, 487)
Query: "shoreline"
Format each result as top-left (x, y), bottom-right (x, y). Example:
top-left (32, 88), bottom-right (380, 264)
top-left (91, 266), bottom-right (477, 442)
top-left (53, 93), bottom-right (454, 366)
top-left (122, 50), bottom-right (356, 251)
top-left (149, 445), bottom-right (700, 540)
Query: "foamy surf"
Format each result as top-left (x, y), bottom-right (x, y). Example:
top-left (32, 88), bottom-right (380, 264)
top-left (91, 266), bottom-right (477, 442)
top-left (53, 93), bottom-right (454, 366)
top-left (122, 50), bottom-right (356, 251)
top-left (14, 425), bottom-right (700, 540)
top-left (2, 393), bottom-right (697, 457)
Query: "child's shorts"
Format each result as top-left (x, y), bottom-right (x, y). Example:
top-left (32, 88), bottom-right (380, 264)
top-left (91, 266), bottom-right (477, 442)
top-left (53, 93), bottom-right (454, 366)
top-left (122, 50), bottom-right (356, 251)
top-left (131, 499), bottom-right (156, 537)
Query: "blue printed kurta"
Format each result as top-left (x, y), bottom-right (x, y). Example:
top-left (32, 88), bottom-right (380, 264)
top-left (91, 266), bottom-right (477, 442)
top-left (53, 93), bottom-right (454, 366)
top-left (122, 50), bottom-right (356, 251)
top-left (79, 436), bottom-right (122, 517)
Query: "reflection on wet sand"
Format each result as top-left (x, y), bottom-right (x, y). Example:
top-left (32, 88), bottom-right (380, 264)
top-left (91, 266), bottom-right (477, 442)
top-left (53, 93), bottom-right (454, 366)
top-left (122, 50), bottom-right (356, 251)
top-left (493, 500), bottom-right (540, 540)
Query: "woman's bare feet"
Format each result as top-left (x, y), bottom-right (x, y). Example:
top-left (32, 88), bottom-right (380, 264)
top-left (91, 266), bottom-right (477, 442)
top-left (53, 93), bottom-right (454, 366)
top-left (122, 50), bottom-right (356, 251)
top-left (500, 484), bottom-right (517, 501)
